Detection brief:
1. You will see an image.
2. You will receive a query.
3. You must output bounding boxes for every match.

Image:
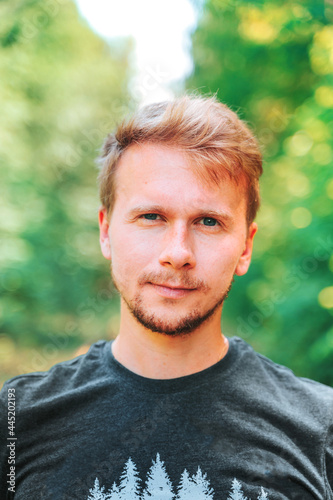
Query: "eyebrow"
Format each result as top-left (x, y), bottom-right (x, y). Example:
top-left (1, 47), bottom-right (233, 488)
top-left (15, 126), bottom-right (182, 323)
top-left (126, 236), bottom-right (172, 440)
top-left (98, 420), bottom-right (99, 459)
top-left (126, 205), bottom-right (234, 224)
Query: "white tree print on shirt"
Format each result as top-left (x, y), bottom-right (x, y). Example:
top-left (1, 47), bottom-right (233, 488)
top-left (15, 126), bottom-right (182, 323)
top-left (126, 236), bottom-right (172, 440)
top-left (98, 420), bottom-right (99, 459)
top-left (108, 482), bottom-right (121, 500)
top-left (175, 466), bottom-right (214, 499)
top-left (118, 457), bottom-right (141, 499)
top-left (257, 487), bottom-right (269, 500)
top-left (142, 453), bottom-right (174, 499)
top-left (227, 478), bottom-right (248, 500)
top-left (175, 469), bottom-right (192, 500)
top-left (227, 479), bottom-right (269, 500)
top-left (87, 454), bottom-right (269, 500)
top-left (87, 478), bottom-right (107, 500)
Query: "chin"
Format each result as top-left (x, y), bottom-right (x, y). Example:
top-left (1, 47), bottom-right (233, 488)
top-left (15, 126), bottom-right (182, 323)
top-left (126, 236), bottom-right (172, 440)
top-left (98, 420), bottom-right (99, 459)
top-left (130, 302), bottom-right (223, 337)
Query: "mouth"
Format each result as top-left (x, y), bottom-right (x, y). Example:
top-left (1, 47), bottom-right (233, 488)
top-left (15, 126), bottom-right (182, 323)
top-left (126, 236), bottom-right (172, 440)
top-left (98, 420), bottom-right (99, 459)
top-left (148, 282), bottom-right (197, 299)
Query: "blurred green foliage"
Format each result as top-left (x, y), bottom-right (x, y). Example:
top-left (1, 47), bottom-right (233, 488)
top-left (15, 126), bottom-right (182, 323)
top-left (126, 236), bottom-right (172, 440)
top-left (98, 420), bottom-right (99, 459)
top-left (187, 0), bottom-right (333, 385)
top-left (0, 0), bottom-right (133, 384)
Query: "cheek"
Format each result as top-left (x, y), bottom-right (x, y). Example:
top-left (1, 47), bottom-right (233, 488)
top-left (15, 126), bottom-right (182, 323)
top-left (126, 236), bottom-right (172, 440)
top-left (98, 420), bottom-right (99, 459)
top-left (111, 230), bottom-right (157, 274)
top-left (200, 242), bottom-right (242, 279)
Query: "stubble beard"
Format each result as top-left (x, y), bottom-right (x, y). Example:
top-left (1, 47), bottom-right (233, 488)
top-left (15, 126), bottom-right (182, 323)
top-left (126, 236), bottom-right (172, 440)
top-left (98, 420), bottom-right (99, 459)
top-left (111, 267), bottom-right (234, 337)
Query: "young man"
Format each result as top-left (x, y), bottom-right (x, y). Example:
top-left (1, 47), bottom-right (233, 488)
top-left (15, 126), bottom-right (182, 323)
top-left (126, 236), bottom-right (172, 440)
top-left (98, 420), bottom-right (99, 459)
top-left (1, 96), bottom-right (332, 499)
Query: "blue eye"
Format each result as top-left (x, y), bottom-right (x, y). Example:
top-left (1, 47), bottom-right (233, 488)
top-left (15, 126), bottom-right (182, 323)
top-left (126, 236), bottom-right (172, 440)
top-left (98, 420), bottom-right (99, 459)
top-left (202, 217), bottom-right (217, 226)
top-left (143, 213), bottom-right (159, 220)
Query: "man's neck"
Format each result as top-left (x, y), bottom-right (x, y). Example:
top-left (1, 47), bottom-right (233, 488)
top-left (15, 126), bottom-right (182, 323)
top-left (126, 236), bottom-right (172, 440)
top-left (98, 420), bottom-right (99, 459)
top-left (111, 307), bottom-right (229, 380)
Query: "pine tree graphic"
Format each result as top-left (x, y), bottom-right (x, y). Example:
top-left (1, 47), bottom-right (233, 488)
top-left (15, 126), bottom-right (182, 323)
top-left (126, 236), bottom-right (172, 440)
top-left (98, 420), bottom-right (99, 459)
top-left (87, 478), bottom-right (107, 500)
top-left (118, 457), bottom-right (141, 499)
top-left (87, 457), bottom-right (269, 500)
top-left (257, 487), bottom-right (268, 500)
top-left (227, 478), bottom-right (248, 500)
top-left (142, 453), bottom-right (174, 499)
top-left (108, 482), bottom-right (121, 500)
top-left (191, 467), bottom-right (214, 499)
top-left (176, 469), bottom-right (193, 499)
top-left (176, 466), bottom-right (215, 499)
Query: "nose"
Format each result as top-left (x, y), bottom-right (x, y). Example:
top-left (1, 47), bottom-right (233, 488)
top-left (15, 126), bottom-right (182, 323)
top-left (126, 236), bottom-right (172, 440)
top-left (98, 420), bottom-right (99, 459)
top-left (158, 223), bottom-right (196, 270)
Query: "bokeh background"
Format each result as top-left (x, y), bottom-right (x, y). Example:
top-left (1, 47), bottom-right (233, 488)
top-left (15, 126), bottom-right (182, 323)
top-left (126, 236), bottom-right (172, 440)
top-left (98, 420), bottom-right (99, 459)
top-left (1, 0), bottom-right (332, 388)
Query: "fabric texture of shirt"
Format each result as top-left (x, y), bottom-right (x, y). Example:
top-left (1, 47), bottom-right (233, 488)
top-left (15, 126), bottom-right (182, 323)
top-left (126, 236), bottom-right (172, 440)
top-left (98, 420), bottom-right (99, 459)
top-left (0, 337), bottom-right (333, 500)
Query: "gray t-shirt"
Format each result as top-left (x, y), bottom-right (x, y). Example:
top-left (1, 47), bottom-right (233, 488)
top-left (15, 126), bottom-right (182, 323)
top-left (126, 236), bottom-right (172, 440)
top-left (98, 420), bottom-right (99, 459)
top-left (1, 337), bottom-right (332, 499)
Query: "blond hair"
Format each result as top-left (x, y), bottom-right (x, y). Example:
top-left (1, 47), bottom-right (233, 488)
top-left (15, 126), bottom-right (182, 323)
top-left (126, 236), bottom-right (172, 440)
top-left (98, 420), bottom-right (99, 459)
top-left (97, 95), bottom-right (263, 225)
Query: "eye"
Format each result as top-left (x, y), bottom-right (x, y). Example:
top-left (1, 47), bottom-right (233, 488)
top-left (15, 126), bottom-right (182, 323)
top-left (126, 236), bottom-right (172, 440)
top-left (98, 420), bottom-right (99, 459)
top-left (142, 213), bottom-right (160, 220)
top-left (201, 217), bottom-right (218, 226)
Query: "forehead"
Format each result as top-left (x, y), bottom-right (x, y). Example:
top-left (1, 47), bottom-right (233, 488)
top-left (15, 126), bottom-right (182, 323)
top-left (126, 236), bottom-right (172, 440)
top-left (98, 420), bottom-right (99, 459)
top-left (113, 143), bottom-right (247, 217)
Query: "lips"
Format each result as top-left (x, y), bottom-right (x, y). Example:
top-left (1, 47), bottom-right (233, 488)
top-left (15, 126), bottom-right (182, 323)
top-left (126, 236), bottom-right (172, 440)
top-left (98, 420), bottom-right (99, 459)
top-left (148, 282), bottom-right (197, 299)
top-left (153, 283), bottom-right (196, 290)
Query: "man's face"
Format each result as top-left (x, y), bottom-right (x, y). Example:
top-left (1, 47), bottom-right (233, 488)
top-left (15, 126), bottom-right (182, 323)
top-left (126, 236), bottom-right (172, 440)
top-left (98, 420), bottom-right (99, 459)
top-left (99, 143), bottom-right (257, 336)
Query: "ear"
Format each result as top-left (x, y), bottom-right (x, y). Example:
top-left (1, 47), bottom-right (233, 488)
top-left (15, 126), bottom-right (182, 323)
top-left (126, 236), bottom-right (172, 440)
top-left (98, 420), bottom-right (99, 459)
top-left (99, 207), bottom-right (111, 260)
top-left (235, 222), bottom-right (257, 276)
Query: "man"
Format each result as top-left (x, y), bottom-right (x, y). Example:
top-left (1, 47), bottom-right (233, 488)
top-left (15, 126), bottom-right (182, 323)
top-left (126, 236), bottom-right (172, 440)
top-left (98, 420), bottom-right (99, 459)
top-left (1, 95), bottom-right (332, 500)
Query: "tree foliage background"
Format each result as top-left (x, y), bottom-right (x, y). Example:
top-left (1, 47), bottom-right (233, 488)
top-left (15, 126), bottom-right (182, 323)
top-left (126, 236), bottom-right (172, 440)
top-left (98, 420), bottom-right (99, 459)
top-left (0, 0), bottom-right (332, 386)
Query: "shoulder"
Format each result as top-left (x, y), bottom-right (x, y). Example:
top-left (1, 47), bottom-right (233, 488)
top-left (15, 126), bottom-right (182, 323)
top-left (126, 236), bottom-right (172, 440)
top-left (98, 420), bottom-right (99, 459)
top-left (231, 336), bottom-right (333, 415)
top-left (0, 340), bottom-right (110, 409)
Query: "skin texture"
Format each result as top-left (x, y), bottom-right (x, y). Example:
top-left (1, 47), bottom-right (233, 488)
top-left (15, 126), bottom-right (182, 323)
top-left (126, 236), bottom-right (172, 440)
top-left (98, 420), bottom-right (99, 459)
top-left (99, 143), bottom-right (257, 379)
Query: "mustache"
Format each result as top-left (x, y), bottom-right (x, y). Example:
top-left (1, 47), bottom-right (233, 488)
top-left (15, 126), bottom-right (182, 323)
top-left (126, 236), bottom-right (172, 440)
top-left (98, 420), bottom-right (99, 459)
top-left (138, 271), bottom-right (209, 292)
